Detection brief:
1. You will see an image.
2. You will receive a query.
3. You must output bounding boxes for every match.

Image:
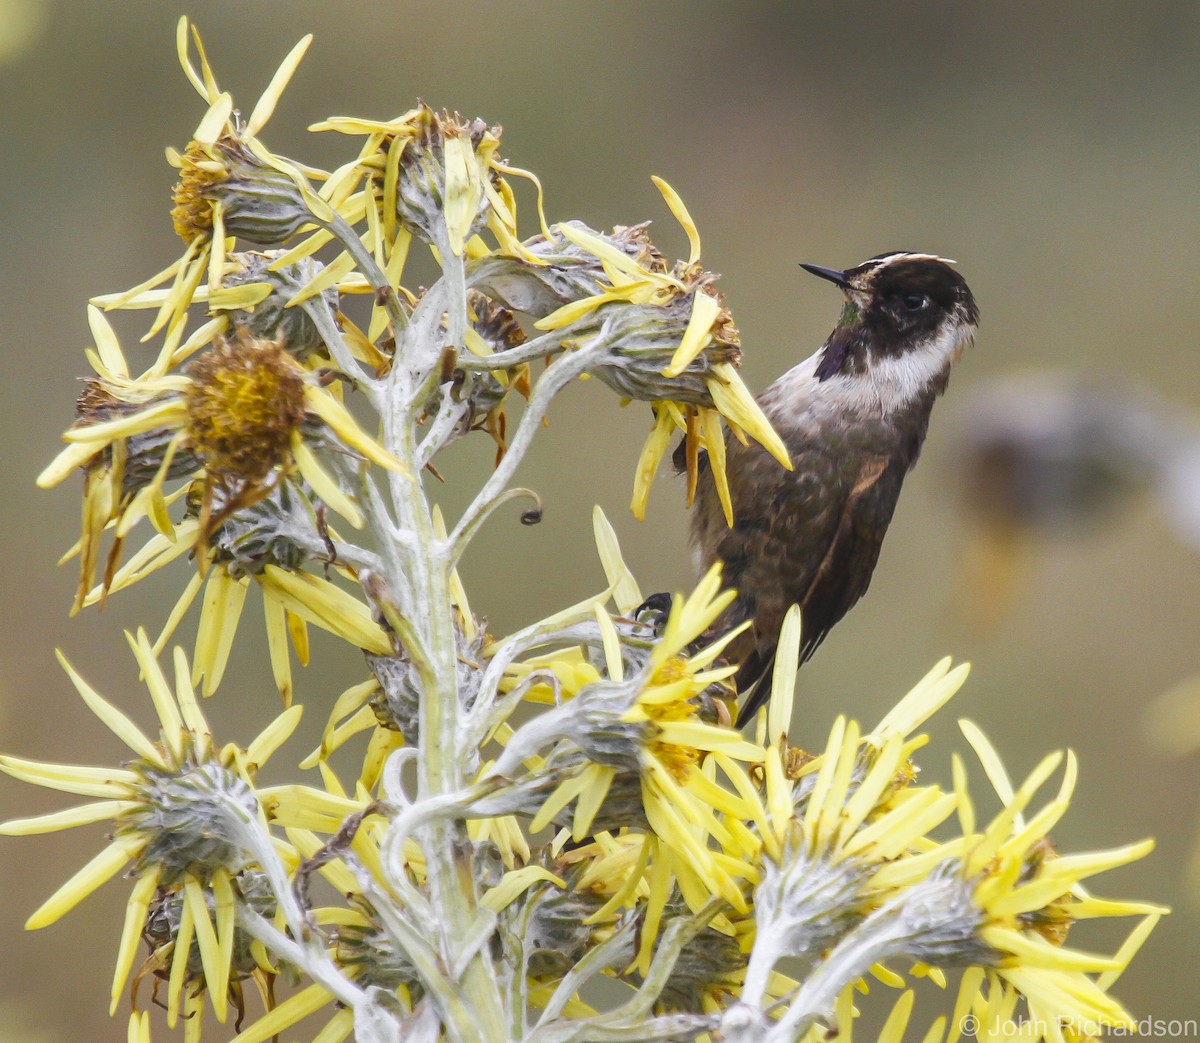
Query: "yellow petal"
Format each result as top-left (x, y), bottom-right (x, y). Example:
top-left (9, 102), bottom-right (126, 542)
top-left (263, 594), bottom-right (294, 707)
top-left (127, 1010), bottom-right (150, 1043)
top-left (871, 658), bottom-right (967, 744)
top-left (212, 868), bottom-right (236, 1008)
top-left (571, 763), bottom-right (615, 841)
top-left (26, 833), bottom-right (142, 929)
top-left (245, 35), bottom-right (312, 137)
top-left (37, 441), bottom-right (105, 488)
top-left (1097, 913), bottom-right (1162, 991)
top-left (128, 629), bottom-right (186, 760)
top-left (166, 884), bottom-right (194, 1026)
top-left (207, 282), bottom-right (274, 312)
top-left (663, 291), bottom-right (720, 377)
top-left (557, 221), bottom-right (669, 289)
top-left (260, 566), bottom-right (392, 654)
top-left (630, 405), bottom-right (676, 521)
top-left (700, 408), bottom-right (732, 526)
top-left (292, 436), bottom-right (363, 528)
top-left (302, 386), bottom-right (409, 475)
top-left (61, 398), bottom-right (186, 445)
top-left (245, 705), bottom-right (304, 769)
top-left (592, 506), bottom-right (643, 614)
top-left (175, 17), bottom-right (210, 101)
top-left (705, 364), bottom-right (790, 469)
top-left (55, 650), bottom-right (162, 766)
top-left (533, 288), bottom-right (626, 332)
top-left (767, 604), bottom-right (802, 741)
top-left (0, 755), bottom-right (137, 800)
top-left (286, 248), bottom-right (357, 307)
top-left (87, 305), bottom-right (129, 378)
top-left (194, 92), bottom-right (234, 149)
top-left (651, 176), bottom-right (701, 266)
top-left (111, 865), bottom-right (161, 1014)
top-left (184, 877), bottom-right (228, 1021)
top-left (0, 800), bottom-right (133, 836)
top-left (480, 866), bottom-right (567, 914)
top-left (443, 134), bottom-right (483, 256)
top-left (226, 983), bottom-right (333, 1043)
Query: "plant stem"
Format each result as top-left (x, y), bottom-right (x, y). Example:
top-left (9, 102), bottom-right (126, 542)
top-left (367, 237), bottom-right (508, 1042)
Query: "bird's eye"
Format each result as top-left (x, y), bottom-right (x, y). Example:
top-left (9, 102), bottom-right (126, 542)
top-left (899, 293), bottom-right (929, 312)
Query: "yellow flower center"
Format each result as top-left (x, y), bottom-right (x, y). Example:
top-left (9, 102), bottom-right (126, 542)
top-left (171, 140), bottom-right (222, 242)
top-left (644, 656), bottom-right (704, 781)
top-left (184, 333), bottom-right (307, 482)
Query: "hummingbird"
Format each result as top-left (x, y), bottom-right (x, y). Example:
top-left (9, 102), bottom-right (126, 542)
top-left (686, 252), bottom-right (979, 726)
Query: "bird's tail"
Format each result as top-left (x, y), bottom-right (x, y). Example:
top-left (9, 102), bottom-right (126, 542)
top-left (734, 646), bottom-right (777, 728)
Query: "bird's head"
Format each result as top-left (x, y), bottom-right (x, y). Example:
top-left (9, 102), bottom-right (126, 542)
top-left (803, 252), bottom-right (979, 383)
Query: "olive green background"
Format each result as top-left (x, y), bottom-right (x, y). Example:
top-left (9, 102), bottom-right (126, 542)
top-left (1, 1), bottom-right (1197, 1038)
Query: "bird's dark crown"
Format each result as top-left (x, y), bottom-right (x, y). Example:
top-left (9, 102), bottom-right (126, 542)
top-left (848, 251), bottom-right (979, 323)
top-left (809, 251), bottom-right (979, 381)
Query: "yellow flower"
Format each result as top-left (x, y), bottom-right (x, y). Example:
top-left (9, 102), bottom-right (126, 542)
top-left (39, 318), bottom-right (404, 615)
top-left (0, 632), bottom-right (302, 1028)
top-left (111, 19), bottom-right (330, 347)
top-left (524, 191), bottom-right (792, 523)
top-left (733, 663), bottom-right (969, 1011)
top-left (504, 566), bottom-right (764, 974)
top-left (945, 724), bottom-right (1168, 1038)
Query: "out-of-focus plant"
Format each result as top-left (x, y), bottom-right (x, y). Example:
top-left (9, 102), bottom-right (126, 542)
top-left (2, 20), bottom-right (1164, 1043)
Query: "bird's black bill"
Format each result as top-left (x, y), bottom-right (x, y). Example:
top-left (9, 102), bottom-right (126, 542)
top-left (800, 262), bottom-right (851, 288)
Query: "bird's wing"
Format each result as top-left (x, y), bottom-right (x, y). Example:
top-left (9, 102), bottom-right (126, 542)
top-left (731, 450), bottom-right (906, 726)
top-left (793, 451), bottom-right (907, 659)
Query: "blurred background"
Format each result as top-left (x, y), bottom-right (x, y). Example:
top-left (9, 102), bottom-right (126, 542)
top-left (1, 0), bottom-right (1197, 1037)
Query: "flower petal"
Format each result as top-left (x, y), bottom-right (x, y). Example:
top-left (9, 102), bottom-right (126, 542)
top-left (26, 834), bottom-right (143, 929)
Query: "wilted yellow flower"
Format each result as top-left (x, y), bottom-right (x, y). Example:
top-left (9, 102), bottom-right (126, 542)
top-left (39, 317), bottom-right (404, 612)
top-left (113, 18), bottom-right (331, 346)
top-left (524, 195), bottom-right (792, 523)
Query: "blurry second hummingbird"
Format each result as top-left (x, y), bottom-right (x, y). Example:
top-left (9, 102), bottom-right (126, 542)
top-left (686, 252), bottom-right (979, 726)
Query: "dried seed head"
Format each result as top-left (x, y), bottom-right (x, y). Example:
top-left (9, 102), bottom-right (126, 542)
top-left (395, 104), bottom-right (498, 252)
top-left (206, 478), bottom-right (321, 577)
top-left (142, 869), bottom-right (276, 980)
top-left (184, 331), bottom-right (307, 482)
top-left (516, 885), bottom-right (615, 979)
top-left (366, 650), bottom-right (422, 743)
top-left (646, 906), bottom-right (745, 1012)
top-left (586, 285), bottom-right (741, 407)
top-left (334, 896), bottom-right (424, 996)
